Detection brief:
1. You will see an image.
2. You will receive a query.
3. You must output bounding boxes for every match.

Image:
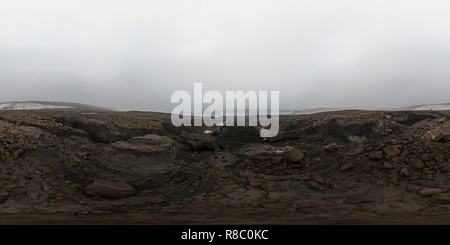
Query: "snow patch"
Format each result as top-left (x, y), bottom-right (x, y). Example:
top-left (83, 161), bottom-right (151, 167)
top-left (0, 103), bottom-right (75, 110)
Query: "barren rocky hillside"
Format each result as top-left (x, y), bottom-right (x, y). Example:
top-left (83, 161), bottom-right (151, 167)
top-left (2, 108), bottom-right (450, 224)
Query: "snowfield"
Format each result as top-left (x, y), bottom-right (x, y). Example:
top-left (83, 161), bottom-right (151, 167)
top-left (0, 103), bottom-right (75, 110)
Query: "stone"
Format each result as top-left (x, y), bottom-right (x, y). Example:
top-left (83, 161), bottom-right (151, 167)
top-left (340, 162), bottom-right (354, 171)
top-left (410, 159), bottom-right (425, 170)
top-left (287, 148), bottom-right (304, 163)
top-left (417, 188), bottom-right (446, 196)
top-left (297, 201), bottom-right (315, 208)
top-left (271, 157), bottom-right (283, 165)
top-left (307, 180), bottom-right (320, 189)
top-left (362, 165), bottom-right (371, 172)
top-left (112, 201), bottom-right (126, 207)
top-left (369, 151), bottom-right (383, 160)
top-left (82, 179), bottom-right (136, 198)
top-left (325, 201), bottom-right (335, 206)
top-left (0, 174), bottom-right (10, 180)
top-left (389, 204), bottom-right (401, 208)
top-left (12, 149), bottom-right (24, 160)
top-left (324, 144), bottom-right (338, 152)
top-left (296, 207), bottom-right (323, 214)
top-left (354, 147), bottom-right (364, 154)
top-left (343, 197), bottom-right (375, 204)
top-left (396, 192), bottom-right (404, 198)
top-left (77, 151), bottom-right (90, 159)
top-left (423, 130), bottom-right (448, 142)
top-left (0, 193), bottom-right (9, 204)
top-left (382, 162), bottom-right (393, 169)
top-left (443, 164), bottom-right (450, 172)
top-left (312, 175), bottom-right (325, 184)
top-left (400, 167), bottom-right (411, 177)
top-left (430, 193), bottom-right (450, 204)
top-left (248, 178), bottom-right (262, 188)
top-left (149, 195), bottom-right (166, 204)
top-left (383, 145), bottom-right (401, 156)
top-left (418, 181), bottom-right (435, 188)
top-left (331, 184), bottom-right (345, 192)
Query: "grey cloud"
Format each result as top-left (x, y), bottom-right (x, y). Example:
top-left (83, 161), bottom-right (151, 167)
top-left (1, 1), bottom-right (450, 112)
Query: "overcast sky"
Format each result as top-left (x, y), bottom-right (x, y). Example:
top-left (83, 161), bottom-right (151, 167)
top-left (1, 1), bottom-right (450, 112)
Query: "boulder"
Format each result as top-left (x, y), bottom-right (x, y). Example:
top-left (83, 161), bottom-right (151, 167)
top-left (82, 179), bottom-right (136, 198)
top-left (417, 188), bottom-right (446, 196)
top-left (430, 193), bottom-right (450, 204)
top-left (287, 148), bottom-right (304, 163)
top-left (423, 130), bottom-right (448, 142)
top-left (369, 151), bottom-right (383, 160)
top-left (383, 145), bottom-right (401, 156)
top-left (410, 159), bottom-right (425, 170)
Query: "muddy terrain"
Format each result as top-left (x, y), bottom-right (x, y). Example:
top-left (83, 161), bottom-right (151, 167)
top-left (2, 108), bottom-right (450, 224)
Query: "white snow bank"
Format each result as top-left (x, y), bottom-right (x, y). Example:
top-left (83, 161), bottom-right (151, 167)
top-left (0, 103), bottom-right (75, 110)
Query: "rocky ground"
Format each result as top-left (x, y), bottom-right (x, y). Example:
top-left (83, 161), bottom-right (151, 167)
top-left (3, 108), bottom-right (450, 224)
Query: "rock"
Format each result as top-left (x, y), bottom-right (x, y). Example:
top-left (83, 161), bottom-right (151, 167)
top-left (421, 153), bottom-right (434, 161)
top-left (312, 175), bottom-right (325, 184)
top-left (307, 180), bottom-right (320, 189)
top-left (297, 201), bottom-right (315, 208)
top-left (324, 144), bottom-right (338, 152)
top-left (325, 201), bottom-right (335, 206)
top-left (0, 193), bottom-right (9, 204)
top-left (271, 157), bottom-right (283, 165)
top-left (423, 130), bottom-right (448, 142)
top-left (248, 178), bottom-right (262, 188)
top-left (420, 181), bottom-right (437, 188)
top-left (443, 164), bottom-right (450, 172)
top-left (331, 184), bottom-right (345, 192)
top-left (112, 201), bottom-right (126, 207)
top-left (77, 151), bottom-right (90, 159)
top-left (410, 159), bottom-right (425, 170)
top-left (340, 162), bottom-right (354, 171)
top-left (417, 188), bottom-right (446, 196)
top-left (287, 148), bottom-right (304, 163)
top-left (430, 193), bottom-right (450, 204)
top-left (343, 197), bottom-right (375, 204)
top-left (362, 165), bottom-right (371, 172)
top-left (0, 174), bottom-right (10, 180)
top-left (82, 179), bottom-right (136, 198)
top-left (438, 119), bottom-right (445, 123)
top-left (12, 149), bottom-right (24, 160)
top-left (296, 207), bottom-right (323, 214)
top-left (382, 162), bottom-right (393, 169)
top-left (383, 145), bottom-right (401, 156)
top-left (111, 134), bottom-right (178, 159)
top-left (369, 151), bottom-right (383, 160)
top-left (389, 204), bottom-right (401, 208)
top-left (400, 167), bottom-right (411, 177)
top-left (149, 195), bottom-right (166, 204)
